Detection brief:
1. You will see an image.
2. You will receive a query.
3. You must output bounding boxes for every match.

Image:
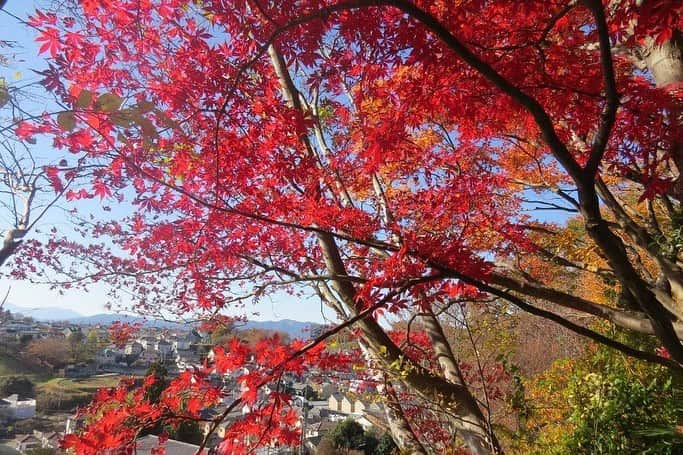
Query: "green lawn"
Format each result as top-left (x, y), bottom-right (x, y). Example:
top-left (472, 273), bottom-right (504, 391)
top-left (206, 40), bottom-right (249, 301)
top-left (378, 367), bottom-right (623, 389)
top-left (38, 375), bottom-right (121, 393)
top-left (36, 375), bottom-right (123, 412)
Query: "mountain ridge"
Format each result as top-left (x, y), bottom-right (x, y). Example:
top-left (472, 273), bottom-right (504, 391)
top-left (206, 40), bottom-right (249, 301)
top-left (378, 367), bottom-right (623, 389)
top-left (4, 304), bottom-right (320, 338)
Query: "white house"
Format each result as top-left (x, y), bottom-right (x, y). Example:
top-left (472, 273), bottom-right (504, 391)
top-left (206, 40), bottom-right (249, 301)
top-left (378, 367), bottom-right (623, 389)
top-left (171, 337), bottom-right (192, 351)
top-left (124, 341), bottom-right (144, 356)
top-left (155, 340), bottom-right (172, 359)
top-left (0, 394), bottom-right (36, 420)
top-left (95, 347), bottom-right (120, 365)
top-left (137, 336), bottom-right (157, 350)
top-left (340, 395), bottom-right (355, 414)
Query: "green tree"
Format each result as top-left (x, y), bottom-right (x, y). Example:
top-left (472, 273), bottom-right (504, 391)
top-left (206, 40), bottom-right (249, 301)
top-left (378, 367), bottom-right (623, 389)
top-left (67, 330), bottom-right (90, 363)
top-left (171, 420), bottom-right (204, 445)
top-left (0, 376), bottom-right (34, 399)
top-left (329, 420), bottom-right (367, 453)
top-left (85, 329), bottom-right (106, 356)
top-left (524, 333), bottom-right (683, 455)
top-left (363, 432), bottom-right (379, 454)
top-left (144, 362), bottom-right (169, 404)
top-left (373, 434), bottom-right (398, 455)
top-left (563, 357), bottom-right (682, 454)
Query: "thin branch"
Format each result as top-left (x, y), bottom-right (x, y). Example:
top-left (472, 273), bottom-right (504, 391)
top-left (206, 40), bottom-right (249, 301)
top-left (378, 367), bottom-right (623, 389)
top-left (582, 0), bottom-right (619, 176)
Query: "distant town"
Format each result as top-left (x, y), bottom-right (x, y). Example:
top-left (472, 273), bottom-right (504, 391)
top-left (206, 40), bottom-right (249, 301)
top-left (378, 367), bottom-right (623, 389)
top-left (0, 305), bottom-right (395, 454)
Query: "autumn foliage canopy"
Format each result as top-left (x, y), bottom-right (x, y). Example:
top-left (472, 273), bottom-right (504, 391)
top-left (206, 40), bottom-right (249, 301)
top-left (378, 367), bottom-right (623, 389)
top-left (10, 0), bottom-right (683, 453)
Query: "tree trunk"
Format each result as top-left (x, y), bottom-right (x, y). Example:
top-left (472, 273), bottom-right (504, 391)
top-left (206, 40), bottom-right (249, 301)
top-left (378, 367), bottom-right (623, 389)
top-left (641, 31), bottom-right (682, 88)
top-left (422, 311), bottom-right (502, 454)
top-left (0, 229), bottom-right (24, 268)
top-left (383, 380), bottom-right (428, 454)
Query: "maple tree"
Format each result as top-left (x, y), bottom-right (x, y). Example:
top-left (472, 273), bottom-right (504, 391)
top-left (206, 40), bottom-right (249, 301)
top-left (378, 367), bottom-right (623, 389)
top-left (15, 0), bottom-right (683, 453)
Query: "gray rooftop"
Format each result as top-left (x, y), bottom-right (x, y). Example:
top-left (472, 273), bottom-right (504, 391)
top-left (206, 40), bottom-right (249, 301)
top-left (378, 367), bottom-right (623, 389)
top-left (135, 435), bottom-right (200, 455)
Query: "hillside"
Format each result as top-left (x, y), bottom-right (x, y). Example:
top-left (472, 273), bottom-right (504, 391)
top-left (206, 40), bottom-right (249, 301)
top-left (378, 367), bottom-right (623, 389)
top-left (0, 344), bottom-right (49, 380)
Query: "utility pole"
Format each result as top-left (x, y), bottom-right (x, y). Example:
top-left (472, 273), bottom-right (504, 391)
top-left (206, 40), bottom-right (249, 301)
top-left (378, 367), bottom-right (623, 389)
top-left (299, 393), bottom-right (308, 455)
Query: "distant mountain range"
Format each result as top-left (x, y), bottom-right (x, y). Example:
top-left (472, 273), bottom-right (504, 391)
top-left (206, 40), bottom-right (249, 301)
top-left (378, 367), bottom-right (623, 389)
top-left (3, 303), bottom-right (83, 321)
top-left (3, 303), bottom-right (321, 338)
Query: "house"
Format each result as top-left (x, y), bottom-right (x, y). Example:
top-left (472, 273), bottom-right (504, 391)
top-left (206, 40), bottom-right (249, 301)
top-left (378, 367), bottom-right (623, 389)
top-left (137, 336), bottom-right (157, 350)
top-left (0, 395), bottom-right (36, 420)
top-left (305, 420), bottom-right (337, 439)
top-left (175, 350), bottom-right (200, 371)
top-left (290, 382), bottom-right (308, 395)
top-left (303, 400), bottom-right (329, 421)
top-left (134, 435), bottom-right (200, 455)
top-left (14, 329), bottom-right (42, 342)
top-left (171, 336), bottom-right (192, 351)
top-left (328, 393), bottom-right (343, 412)
top-left (95, 347), bottom-right (120, 365)
top-left (353, 400), bottom-right (382, 415)
top-left (62, 326), bottom-right (82, 338)
top-left (12, 434), bottom-right (40, 452)
top-left (155, 340), bottom-right (173, 358)
top-left (340, 395), bottom-right (355, 414)
top-left (125, 341), bottom-right (144, 356)
top-left (33, 431), bottom-right (63, 449)
top-left (1, 322), bottom-right (42, 342)
top-left (315, 382), bottom-right (336, 399)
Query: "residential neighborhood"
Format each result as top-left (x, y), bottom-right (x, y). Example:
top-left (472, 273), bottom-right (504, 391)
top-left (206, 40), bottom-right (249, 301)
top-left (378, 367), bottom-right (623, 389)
top-left (0, 309), bottom-right (395, 454)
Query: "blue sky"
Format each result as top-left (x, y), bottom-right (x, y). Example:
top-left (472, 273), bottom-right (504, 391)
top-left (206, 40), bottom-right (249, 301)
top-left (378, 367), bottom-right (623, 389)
top-left (0, 2), bottom-right (336, 322)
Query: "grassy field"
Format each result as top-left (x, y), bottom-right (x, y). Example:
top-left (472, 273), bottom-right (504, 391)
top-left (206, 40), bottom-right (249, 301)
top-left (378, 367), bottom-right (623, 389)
top-left (36, 375), bottom-right (122, 412)
top-left (38, 375), bottom-right (121, 393)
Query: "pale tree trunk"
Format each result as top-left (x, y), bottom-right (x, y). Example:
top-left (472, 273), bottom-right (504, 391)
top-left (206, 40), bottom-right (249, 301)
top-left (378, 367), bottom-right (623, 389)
top-left (317, 228), bottom-right (503, 454)
top-left (641, 31), bottom-right (682, 88)
top-left (642, 31), bottom-right (683, 202)
top-left (383, 381), bottom-right (429, 454)
top-left (641, 30), bottom-right (683, 304)
top-left (0, 229), bottom-right (25, 268)
top-left (359, 342), bottom-right (428, 453)
top-left (422, 311), bottom-right (501, 455)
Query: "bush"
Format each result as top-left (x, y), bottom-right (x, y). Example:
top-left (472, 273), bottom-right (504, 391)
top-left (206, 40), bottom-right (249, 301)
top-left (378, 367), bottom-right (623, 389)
top-left (36, 391), bottom-right (92, 412)
top-left (523, 333), bottom-right (683, 455)
top-left (0, 376), bottom-right (35, 399)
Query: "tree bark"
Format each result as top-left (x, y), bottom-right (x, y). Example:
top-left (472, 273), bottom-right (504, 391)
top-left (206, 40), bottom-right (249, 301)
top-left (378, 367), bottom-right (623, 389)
top-left (422, 310), bottom-right (501, 454)
top-left (383, 381), bottom-right (429, 454)
top-left (641, 31), bottom-right (683, 88)
top-left (0, 229), bottom-right (24, 268)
